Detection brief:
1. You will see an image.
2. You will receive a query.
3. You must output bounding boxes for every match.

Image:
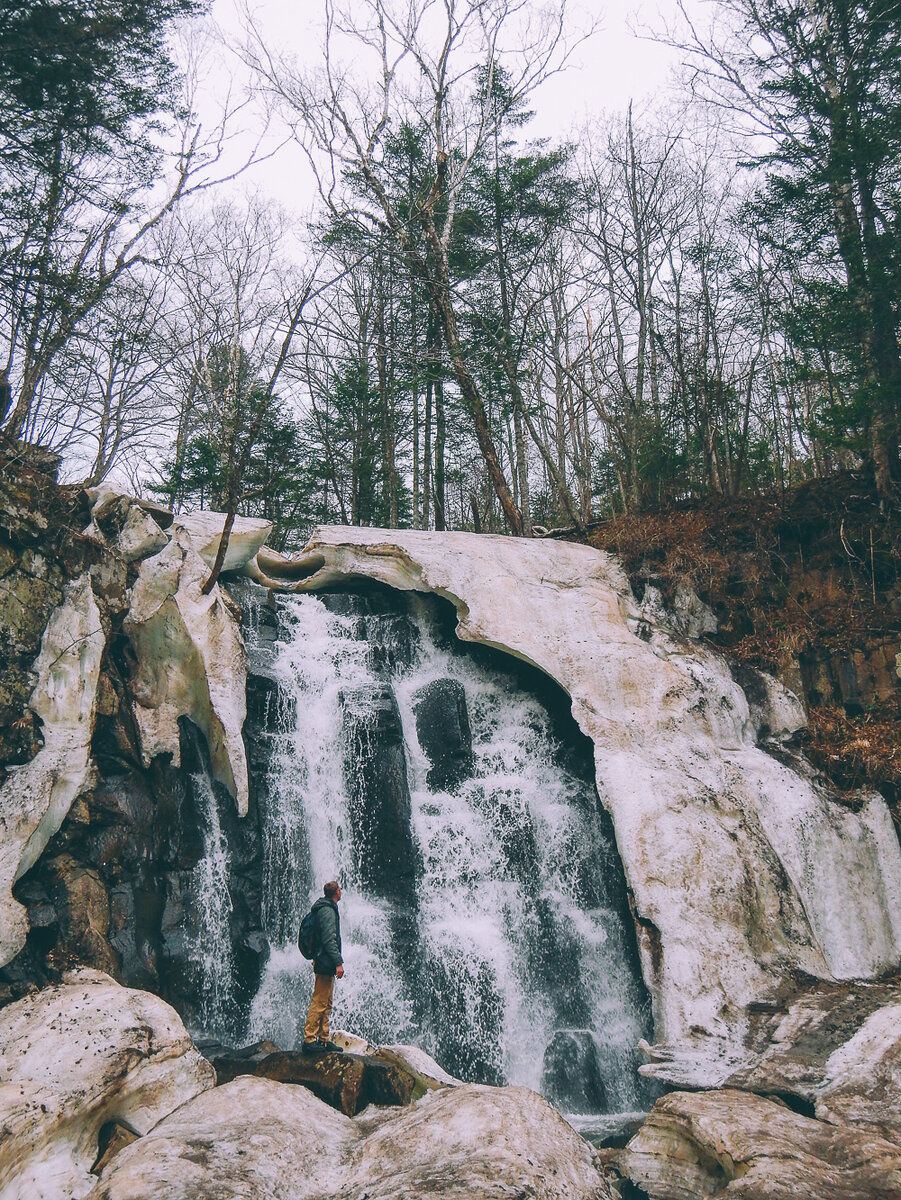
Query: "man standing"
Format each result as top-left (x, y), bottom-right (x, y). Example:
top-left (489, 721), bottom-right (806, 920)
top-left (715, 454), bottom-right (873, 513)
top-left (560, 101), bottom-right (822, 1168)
top-left (302, 880), bottom-right (345, 1054)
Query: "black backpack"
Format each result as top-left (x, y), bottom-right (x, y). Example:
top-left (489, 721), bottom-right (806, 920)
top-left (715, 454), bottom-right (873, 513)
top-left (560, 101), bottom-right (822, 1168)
top-left (298, 907), bottom-right (319, 959)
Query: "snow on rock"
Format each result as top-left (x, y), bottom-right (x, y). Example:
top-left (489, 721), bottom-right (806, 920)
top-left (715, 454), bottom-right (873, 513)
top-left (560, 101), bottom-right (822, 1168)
top-left (616, 1088), bottom-right (901, 1200)
top-left (341, 1083), bottom-right (609, 1199)
top-left (172, 512), bottom-right (272, 574)
top-left (378, 1043), bottom-right (463, 1088)
top-left (89, 1076), bottom-right (614, 1200)
top-left (817, 1001), bottom-right (901, 1141)
top-left (88, 1076), bottom-right (355, 1200)
top-left (84, 488), bottom-right (171, 564)
top-left (730, 662), bottom-right (808, 739)
top-left (114, 504), bottom-right (170, 563)
top-left (124, 527), bottom-right (249, 813)
top-left (724, 975), bottom-right (901, 1144)
top-left (0, 575), bottom-right (104, 967)
top-left (0, 970), bottom-right (213, 1200)
top-left (262, 527), bottom-right (901, 1080)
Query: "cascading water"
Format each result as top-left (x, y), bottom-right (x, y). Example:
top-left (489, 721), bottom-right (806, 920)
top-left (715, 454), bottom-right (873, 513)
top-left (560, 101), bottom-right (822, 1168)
top-left (185, 765), bottom-right (236, 1041)
top-left (235, 586), bottom-right (658, 1119)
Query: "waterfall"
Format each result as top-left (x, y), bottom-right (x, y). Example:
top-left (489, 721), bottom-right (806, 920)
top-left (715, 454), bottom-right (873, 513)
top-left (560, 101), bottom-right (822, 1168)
top-left (237, 588), bottom-right (656, 1117)
top-left (186, 766), bottom-right (236, 1041)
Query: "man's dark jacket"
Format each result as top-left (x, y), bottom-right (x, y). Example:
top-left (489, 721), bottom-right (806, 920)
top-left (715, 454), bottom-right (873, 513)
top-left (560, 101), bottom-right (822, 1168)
top-left (311, 896), bottom-right (343, 976)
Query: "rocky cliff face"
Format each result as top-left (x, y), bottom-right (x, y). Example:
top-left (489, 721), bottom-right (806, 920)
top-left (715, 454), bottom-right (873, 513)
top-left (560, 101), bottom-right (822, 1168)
top-left (0, 451), bottom-right (270, 1022)
top-left (264, 525), bottom-right (901, 1084)
top-left (3, 448), bottom-right (901, 1198)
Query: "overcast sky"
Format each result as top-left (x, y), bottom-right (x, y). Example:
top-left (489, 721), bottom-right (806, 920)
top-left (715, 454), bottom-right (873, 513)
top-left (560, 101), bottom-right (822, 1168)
top-left (199, 0), bottom-right (707, 214)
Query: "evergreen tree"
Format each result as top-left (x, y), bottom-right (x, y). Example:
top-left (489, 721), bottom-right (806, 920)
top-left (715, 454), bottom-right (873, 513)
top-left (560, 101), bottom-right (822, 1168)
top-left (677, 0), bottom-right (901, 495)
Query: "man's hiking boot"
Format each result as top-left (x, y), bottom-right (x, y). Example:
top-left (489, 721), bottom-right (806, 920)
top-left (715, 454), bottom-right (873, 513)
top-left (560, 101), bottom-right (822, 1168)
top-left (301, 1040), bottom-right (322, 1055)
top-left (317, 1040), bottom-right (344, 1053)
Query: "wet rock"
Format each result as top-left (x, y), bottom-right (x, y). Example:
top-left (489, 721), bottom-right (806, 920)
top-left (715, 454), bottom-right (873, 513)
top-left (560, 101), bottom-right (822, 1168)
top-left (254, 1050), bottom-right (360, 1116)
top-left (542, 1029), bottom-right (609, 1114)
top-left (366, 613), bottom-right (419, 674)
top-left (207, 1043), bottom-right (416, 1113)
top-left (45, 853), bottom-right (119, 977)
top-left (616, 1088), bottom-right (901, 1200)
top-left (341, 684), bottom-right (418, 899)
top-left (203, 1039), bottom-right (280, 1085)
top-left (374, 1042), bottom-right (463, 1091)
top-left (107, 883), bottom-right (163, 991)
top-left (412, 677), bottom-right (474, 790)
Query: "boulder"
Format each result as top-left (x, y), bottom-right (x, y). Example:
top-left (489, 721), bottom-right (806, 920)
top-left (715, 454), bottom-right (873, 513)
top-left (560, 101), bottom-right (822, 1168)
top-left (724, 974), bottom-right (901, 1144)
top-left (86, 1075), bottom-right (357, 1200)
top-left (366, 612), bottom-right (420, 674)
top-left (376, 1043), bottom-right (463, 1091)
top-left (124, 528), bottom-right (249, 813)
top-left (0, 970), bottom-right (213, 1200)
top-left (412, 677), bottom-right (474, 790)
top-left (542, 1029), bottom-right (608, 1114)
top-left (252, 1049), bottom-right (416, 1116)
top-left (0, 575), bottom-right (105, 967)
top-left (287, 526), bottom-right (901, 1081)
top-left (616, 1088), bottom-right (901, 1200)
top-left (89, 1076), bottom-right (615, 1200)
top-left (202, 1039), bottom-right (279, 1085)
top-left (341, 684), bottom-right (419, 898)
top-left (340, 1082), bottom-right (614, 1199)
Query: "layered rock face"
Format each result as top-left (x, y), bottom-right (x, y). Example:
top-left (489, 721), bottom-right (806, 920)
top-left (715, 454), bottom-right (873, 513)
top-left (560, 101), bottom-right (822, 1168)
top-left (0, 484), bottom-right (271, 1025)
top-left (254, 526), bottom-right (901, 1083)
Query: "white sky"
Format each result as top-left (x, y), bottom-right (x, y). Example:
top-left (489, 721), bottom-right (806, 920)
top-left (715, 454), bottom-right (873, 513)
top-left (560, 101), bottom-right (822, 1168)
top-left (200, 0), bottom-right (709, 215)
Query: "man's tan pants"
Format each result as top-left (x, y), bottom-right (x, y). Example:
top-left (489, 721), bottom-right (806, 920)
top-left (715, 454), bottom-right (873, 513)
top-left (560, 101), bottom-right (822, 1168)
top-left (304, 973), bottom-right (335, 1043)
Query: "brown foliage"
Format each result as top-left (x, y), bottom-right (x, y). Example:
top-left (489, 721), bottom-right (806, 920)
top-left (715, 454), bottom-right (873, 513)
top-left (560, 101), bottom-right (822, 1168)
top-left (566, 474), bottom-right (901, 816)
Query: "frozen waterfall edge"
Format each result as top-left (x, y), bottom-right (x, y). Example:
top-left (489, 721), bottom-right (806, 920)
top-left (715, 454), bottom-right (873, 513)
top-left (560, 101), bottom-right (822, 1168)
top-left (244, 524), bottom-right (901, 1087)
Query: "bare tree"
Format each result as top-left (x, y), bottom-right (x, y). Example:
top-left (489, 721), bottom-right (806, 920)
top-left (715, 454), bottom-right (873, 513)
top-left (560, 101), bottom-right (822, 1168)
top-left (242, 0), bottom-right (591, 535)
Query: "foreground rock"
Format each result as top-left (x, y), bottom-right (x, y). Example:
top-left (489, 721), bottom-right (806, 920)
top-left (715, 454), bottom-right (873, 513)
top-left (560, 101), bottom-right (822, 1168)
top-left (206, 1045), bottom-right (417, 1115)
top-left (247, 526), bottom-right (901, 1080)
top-left (0, 970), bottom-right (213, 1200)
top-left (89, 1075), bottom-right (614, 1200)
top-left (616, 1088), bottom-right (901, 1200)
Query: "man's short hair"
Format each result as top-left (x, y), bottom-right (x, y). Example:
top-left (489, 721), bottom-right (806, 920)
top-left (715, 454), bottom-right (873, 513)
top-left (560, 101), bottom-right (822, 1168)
top-left (323, 880), bottom-right (340, 899)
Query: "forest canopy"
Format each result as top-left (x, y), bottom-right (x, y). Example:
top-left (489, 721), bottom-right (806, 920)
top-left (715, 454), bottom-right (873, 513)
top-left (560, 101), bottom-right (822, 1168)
top-left (2, 0), bottom-right (900, 550)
